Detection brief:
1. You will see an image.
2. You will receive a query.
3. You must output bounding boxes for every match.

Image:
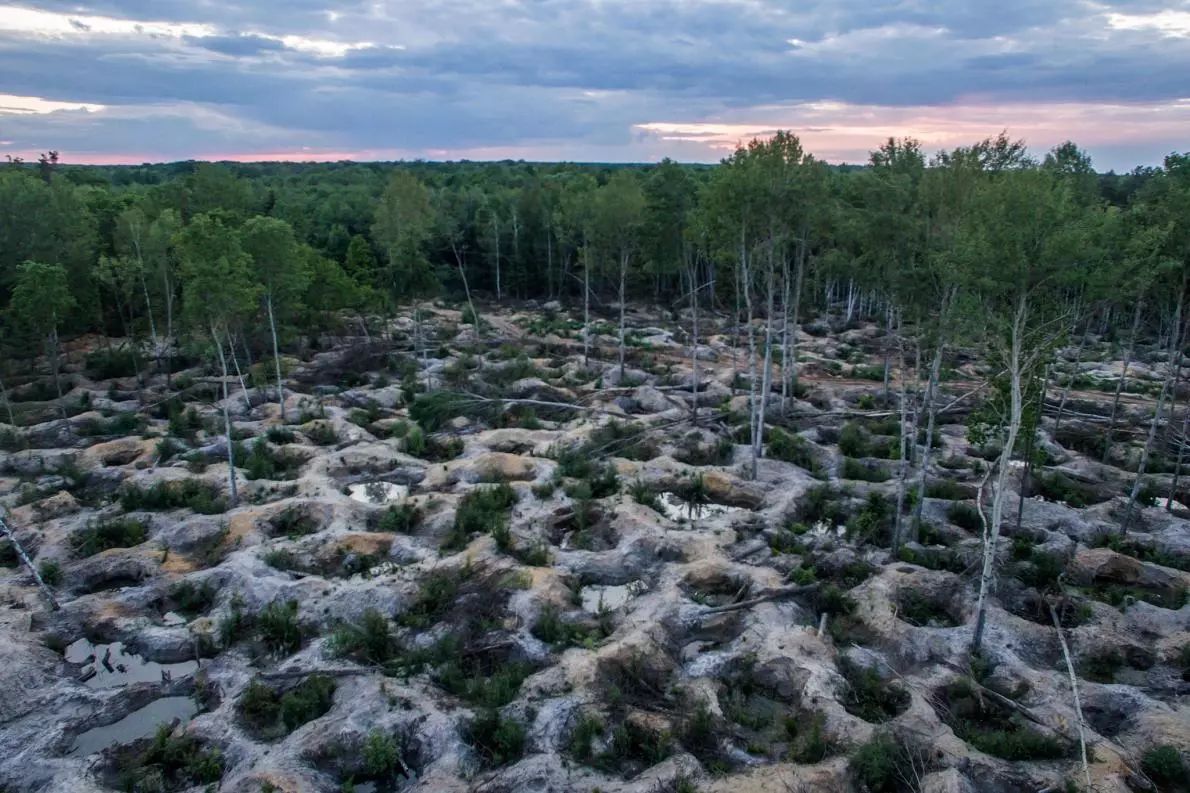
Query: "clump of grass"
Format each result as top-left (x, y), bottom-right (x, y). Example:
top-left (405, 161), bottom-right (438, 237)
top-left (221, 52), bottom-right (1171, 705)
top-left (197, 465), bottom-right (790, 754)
top-left (237, 674), bottom-right (335, 739)
top-left (113, 725), bottom-right (224, 791)
top-left (941, 679), bottom-right (1068, 760)
top-left (842, 457), bottom-right (890, 482)
top-left (947, 502), bottom-right (983, 532)
top-left (465, 710), bottom-right (526, 769)
top-left (70, 517), bottom-right (149, 556)
top-left (257, 600), bottom-right (303, 655)
top-left (375, 503), bottom-right (420, 533)
top-left (1141, 745), bottom-right (1186, 789)
top-left (120, 479), bottom-right (226, 514)
top-left (838, 657), bottom-right (909, 723)
top-left (443, 483), bottom-right (517, 552)
top-left (767, 427), bottom-right (821, 475)
top-left (329, 608), bottom-right (401, 668)
top-left (168, 579), bottom-right (216, 616)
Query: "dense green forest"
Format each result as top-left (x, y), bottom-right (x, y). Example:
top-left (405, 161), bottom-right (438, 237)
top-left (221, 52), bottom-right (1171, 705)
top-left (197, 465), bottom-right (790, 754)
top-left (1, 133), bottom-right (1182, 345)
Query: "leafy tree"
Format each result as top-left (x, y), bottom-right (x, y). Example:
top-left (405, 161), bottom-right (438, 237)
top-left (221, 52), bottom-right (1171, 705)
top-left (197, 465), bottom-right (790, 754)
top-left (175, 214), bottom-right (261, 505)
top-left (241, 216), bottom-right (311, 420)
top-left (8, 261), bottom-right (76, 407)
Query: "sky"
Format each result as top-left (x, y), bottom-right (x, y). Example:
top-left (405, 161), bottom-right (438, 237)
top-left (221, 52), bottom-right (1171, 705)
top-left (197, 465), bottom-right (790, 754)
top-left (0, 1), bottom-right (1187, 170)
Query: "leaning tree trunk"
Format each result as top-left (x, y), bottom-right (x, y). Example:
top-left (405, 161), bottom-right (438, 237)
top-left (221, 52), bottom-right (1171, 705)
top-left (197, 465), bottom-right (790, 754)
top-left (754, 257), bottom-right (777, 471)
top-left (1103, 300), bottom-right (1143, 464)
top-left (618, 252), bottom-right (629, 381)
top-left (686, 260), bottom-right (701, 424)
top-left (582, 245), bottom-right (591, 368)
top-left (891, 316), bottom-right (913, 553)
top-left (1053, 324), bottom-right (1090, 434)
top-left (0, 514), bottom-right (59, 610)
top-left (740, 241), bottom-right (759, 480)
top-left (911, 339), bottom-right (946, 534)
top-left (972, 294), bottom-right (1027, 655)
top-left (1122, 295), bottom-right (1185, 534)
top-left (0, 371), bottom-right (16, 427)
top-left (211, 327), bottom-right (239, 507)
top-left (266, 294), bottom-right (286, 422)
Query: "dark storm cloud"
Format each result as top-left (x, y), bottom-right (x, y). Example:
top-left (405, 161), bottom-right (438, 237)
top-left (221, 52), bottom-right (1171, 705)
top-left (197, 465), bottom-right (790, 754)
top-left (0, 0), bottom-right (1187, 168)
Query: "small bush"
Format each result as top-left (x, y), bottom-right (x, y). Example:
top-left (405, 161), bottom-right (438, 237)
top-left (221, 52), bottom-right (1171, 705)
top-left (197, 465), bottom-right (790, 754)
top-left (257, 600), bottom-right (302, 655)
top-left (925, 479), bottom-right (968, 500)
top-left (38, 560), bottom-right (62, 586)
top-left (376, 503), bottom-right (420, 533)
top-left (330, 608), bottom-right (401, 667)
top-left (465, 710), bottom-right (526, 768)
top-left (168, 579), bottom-right (216, 615)
top-left (839, 423), bottom-right (870, 457)
top-left (1141, 745), bottom-right (1186, 788)
top-left (444, 483), bottom-right (518, 552)
top-left (767, 428), bottom-right (821, 474)
top-left (85, 348), bottom-right (143, 380)
top-left (842, 457), bottom-right (889, 482)
top-left (265, 426), bottom-right (296, 444)
top-left (71, 517), bottom-right (149, 556)
top-left (851, 735), bottom-right (910, 793)
top-left (947, 502), bottom-right (983, 532)
top-left (115, 726), bottom-right (224, 790)
top-left (838, 657), bottom-right (909, 723)
top-left (120, 480), bottom-right (226, 514)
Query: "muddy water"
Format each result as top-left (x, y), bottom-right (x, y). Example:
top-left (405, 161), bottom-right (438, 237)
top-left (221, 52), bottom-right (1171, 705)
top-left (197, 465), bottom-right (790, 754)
top-left (580, 580), bottom-right (646, 613)
top-left (347, 482), bottom-right (409, 505)
top-left (69, 696), bottom-right (197, 756)
top-left (65, 639), bottom-right (197, 688)
top-left (656, 491), bottom-right (744, 522)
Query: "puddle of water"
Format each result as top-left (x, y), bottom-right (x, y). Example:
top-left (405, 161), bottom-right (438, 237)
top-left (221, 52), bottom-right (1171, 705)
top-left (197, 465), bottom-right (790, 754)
top-left (69, 696), bottom-right (197, 756)
top-left (65, 639), bottom-right (198, 688)
top-left (656, 491), bottom-right (743, 522)
top-left (580, 580), bottom-right (646, 613)
top-left (348, 482), bottom-right (409, 505)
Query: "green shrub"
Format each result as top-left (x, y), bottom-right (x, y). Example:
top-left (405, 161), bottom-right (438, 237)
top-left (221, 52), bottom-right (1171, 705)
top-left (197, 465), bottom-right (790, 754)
top-left (851, 735), bottom-right (908, 793)
top-left (85, 348), bottom-right (143, 380)
top-left (120, 479), bottom-right (226, 514)
top-left (398, 569), bottom-right (464, 629)
top-left (376, 503), bottom-right (420, 533)
top-left (38, 560), bottom-right (62, 586)
top-left (925, 480), bottom-right (968, 500)
top-left (839, 423), bottom-right (870, 457)
top-left (767, 428), bottom-right (821, 474)
top-left (168, 579), bottom-right (216, 615)
top-left (305, 421), bottom-right (338, 446)
top-left (116, 725), bottom-right (224, 790)
top-left (280, 674), bottom-right (336, 731)
top-left (362, 729), bottom-right (403, 778)
top-left (1141, 745), bottom-right (1186, 788)
top-left (444, 483), bottom-right (518, 552)
top-left (947, 502), bottom-right (983, 532)
top-left (838, 657), bottom-right (909, 723)
top-left (330, 608), bottom-right (400, 666)
top-left (257, 600), bottom-right (302, 655)
top-left (266, 426), bottom-right (296, 444)
top-left (465, 710), bottom-right (526, 768)
top-left (846, 493), bottom-right (892, 543)
top-left (71, 517), bottom-right (149, 556)
top-left (842, 457), bottom-right (889, 482)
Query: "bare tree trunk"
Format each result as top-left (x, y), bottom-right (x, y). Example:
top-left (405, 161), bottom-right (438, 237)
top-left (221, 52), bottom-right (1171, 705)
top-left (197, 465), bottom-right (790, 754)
top-left (1050, 602), bottom-right (1091, 789)
top-left (266, 295), bottom-right (286, 421)
top-left (741, 238), bottom-right (759, 480)
top-left (618, 253), bottom-right (628, 381)
top-left (212, 327), bottom-right (239, 507)
top-left (687, 259), bottom-right (701, 424)
top-left (0, 372), bottom-right (15, 426)
top-left (754, 254), bottom-right (777, 470)
top-left (227, 332), bottom-right (252, 412)
top-left (0, 515), bottom-right (59, 610)
top-left (492, 213), bottom-right (502, 303)
top-left (1122, 296), bottom-right (1184, 535)
top-left (1103, 300), bottom-right (1143, 464)
top-left (882, 303), bottom-right (893, 405)
top-left (892, 315), bottom-right (912, 552)
top-left (49, 326), bottom-right (66, 418)
top-left (1170, 407), bottom-right (1189, 512)
top-left (911, 338), bottom-right (946, 533)
top-left (582, 244), bottom-right (591, 368)
top-left (780, 253), bottom-right (791, 413)
top-left (1053, 329), bottom-right (1088, 434)
top-left (788, 239), bottom-right (806, 400)
top-left (972, 293), bottom-right (1027, 655)
top-left (452, 243), bottom-right (482, 347)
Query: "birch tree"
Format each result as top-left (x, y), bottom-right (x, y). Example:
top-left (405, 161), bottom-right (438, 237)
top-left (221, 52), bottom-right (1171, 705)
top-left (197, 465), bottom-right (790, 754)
top-left (175, 214), bottom-right (260, 507)
top-left (241, 216), bottom-right (310, 421)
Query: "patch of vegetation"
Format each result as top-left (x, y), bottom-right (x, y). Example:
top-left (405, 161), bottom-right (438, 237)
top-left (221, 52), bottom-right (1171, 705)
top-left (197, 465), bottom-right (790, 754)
top-left (71, 517), bottom-right (149, 556)
top-left (896, 589), bottom-right (960, 627)
top-left (257, 600), bottom-right (303, 655)
top-left (842, 457), bottom-right (890, 482)
top-left (112, 725), bottom-right (224, 792)
top-left (168, 579), bottom-right (217, 616)
top-left (1030, 471), bottom-right (1100, 507)
top-left (239, 438), bottom-right (300, 481)
top-left (304, 421), bottom-right (338, 446)
top-left (838, 657), bottom-right (909, 723)
top-left (237, 674), bottom-right (336, 739)
top-left (846, 492), bottom-right (893, 544)
top-left (925, 479), bottom-right (969, 500)
top-left (850, 734), bottom-right (922, 793)
top-left (38, 559), bottom-right (62, 586)
top-left (947, 502), bottom-right (983, 532)
top-left (443, 483), bottom-right (517, 552)
top-left (1141, 745), bottom-right (1186, 790)
top-left (464, 710), bottom-right (526, 769)
top-left (940, 679), bottom-right (1068, 760)
top-left (531, 604), bottom-right (609, 649)
top-left (269, 506), bottom-right (321, 538)
top-left (767, 427), bottom-right (822, 475)
top-left (77, 411), bottom-right (146, 438)
top-left (374, 503), bottom-right (420, 533)
top-left (265, 426), bottom-right (296, 444)
top-left (1080, 648), bottom-right (1123, 683)
top-left (120, 479), bottom-right (226, 514)
top-left (85, 348), bottom-right (143, 380)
